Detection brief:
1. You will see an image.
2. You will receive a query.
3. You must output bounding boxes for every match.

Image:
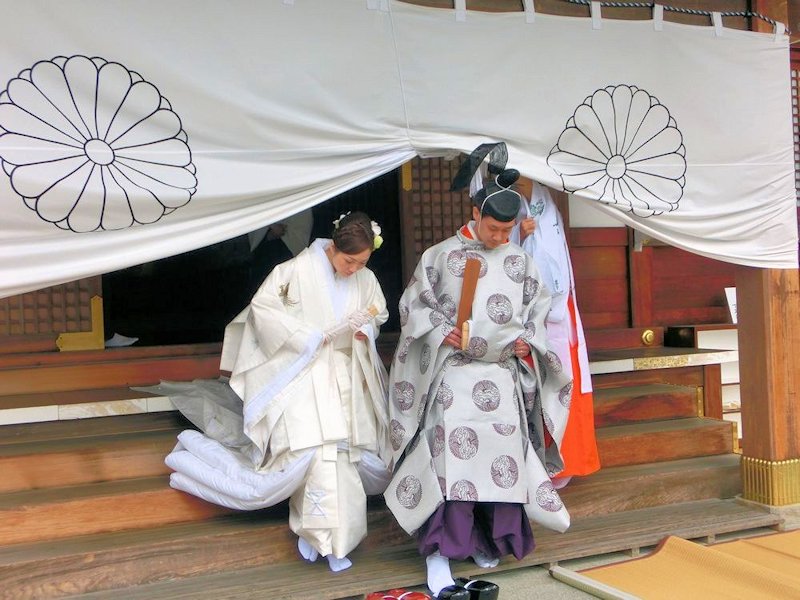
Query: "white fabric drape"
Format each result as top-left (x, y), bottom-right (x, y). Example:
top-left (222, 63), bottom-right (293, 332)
top-left (0, 0), bottom-right (796, 298)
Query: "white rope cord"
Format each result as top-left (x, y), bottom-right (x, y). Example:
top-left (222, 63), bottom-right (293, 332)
top-left (561, 0), bottom-right (789, 33)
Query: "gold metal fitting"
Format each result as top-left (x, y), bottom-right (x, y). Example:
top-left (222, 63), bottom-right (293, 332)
top-left (742, 456), bottom-right (800, 506)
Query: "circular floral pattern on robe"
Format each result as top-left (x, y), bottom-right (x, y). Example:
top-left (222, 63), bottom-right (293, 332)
top-left (447, 353), bottom-right (473, 367)
top-left (521, 321), bottom-right (536, 343)
top-left (558, 381), bottom-right (573, 408)
top-left (446, 249), bottom-right (488, 278)
top-left (529, 197), bottom-right (546, 219)
top-left (486, 294), bottom-right (513, 325)
top-left (493, 423), bottom-right (517, 436)
top-left (435, 382), bottom-right (454, 410)
top-left (547, 84), bottom-right (686, 217)
top-left (393, 381), bottom-right (415, 411)
top-left (0, 55), bottom-right (197, 232)
top-left (545, 350), bottom-right (563, 374)
top-left (390, 419), bottom-right (406, 451)
top-left (431, 424), bottom-right (446, 457)
top-left (419, 289), bottom-right (437, 308)
top-left (429, 309), bottom-right (445, 328)
top-left (450, 479), bottom-right (479, 501)
top-left (426, 266), bottom-right (441, 287)
top-left (397, 335), bottom-right (415, 364)
top-left (399, 303), bottom-right (409, 327)
top-left (446, 249), bottom-right (469, 277)
top-left (419, 342), bottom-right (431, 374)
top-left (491, 455), bottom-right (519, 489)
top-left (523, 276), bottom-right (540, 305)
top-left (503, 255), bottom-right (526, 283)
top-left (535, 480), bottom-right (564, 512)
top-left (465, 336), bottom-right (488, 359)
top-left (449, 426), bottom-right (479, 460)
top-left (438, 293), bottom-right (457, 319)
top-left (472, 380), bottom-right (501, 412)
top-left (396, 475), bottom-right (423, 509)
top-left (499, 341), bottom-right (515, 362)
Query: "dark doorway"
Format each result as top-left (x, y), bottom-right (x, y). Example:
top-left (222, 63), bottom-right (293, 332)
top-left (102, 170), bottom-right (403, 345)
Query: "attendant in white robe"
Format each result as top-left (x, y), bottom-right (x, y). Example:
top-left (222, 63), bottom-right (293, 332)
top-left (510, 179), bottom-right (599, 483)
top-left (164, 211), bottom-right (390, 573)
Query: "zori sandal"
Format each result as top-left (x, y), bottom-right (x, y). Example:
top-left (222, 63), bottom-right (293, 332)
top-left (454, 577), bottom-right (499, 600)
top-left (434, 584), bottom-right (470, 599)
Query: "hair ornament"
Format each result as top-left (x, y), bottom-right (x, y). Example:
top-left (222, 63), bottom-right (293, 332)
top-left (370, 220), bottom-right (383, 250)
top-left (332, 212), bottom-right (350, 229)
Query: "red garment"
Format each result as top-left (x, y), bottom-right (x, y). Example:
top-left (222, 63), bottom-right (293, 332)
top-left (555, 295), bottom-right (600, 477)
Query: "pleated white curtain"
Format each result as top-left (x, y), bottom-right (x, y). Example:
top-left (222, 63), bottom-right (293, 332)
top-left (0, 0), bottom-right (795, 298)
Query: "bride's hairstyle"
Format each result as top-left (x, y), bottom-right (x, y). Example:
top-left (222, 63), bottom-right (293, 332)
top-left (332, 211), bottom-right (375, 254)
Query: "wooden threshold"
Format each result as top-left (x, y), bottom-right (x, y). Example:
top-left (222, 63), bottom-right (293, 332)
top-left (0, 343), bottom-right (222, 369)
top-left (60, 499), bottom-right (781, 600)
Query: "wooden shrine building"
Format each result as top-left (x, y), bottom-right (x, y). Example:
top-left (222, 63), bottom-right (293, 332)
top-left (0, 1), bottom-right (798, 598)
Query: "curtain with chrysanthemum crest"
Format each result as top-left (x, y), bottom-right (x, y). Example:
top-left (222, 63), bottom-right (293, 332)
top-left (0, 0), bottom-right (795, 298)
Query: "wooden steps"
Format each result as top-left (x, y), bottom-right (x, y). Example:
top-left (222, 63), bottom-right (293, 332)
top-left (0, 339), bottom-right (750, 599)
top-left (0, 506), bottom-right (410, 600)
top-left (0, 477), bottom-right (235, 546)
top-left (0, 344), bottom-right (221, 402)
top-left (593, 383), bottom-right (697, 426)
top-left (0, 433), bottom-right (177, 493)
top-left (0, 413), bottom-right (189, 493)
top-left (0, 412), bottom-right (188, 446)
top-left (560, 454), bottom-right (742, 518)
top-left (18, 499), bottom-right (775, 600)
top-left (596, 417), bottom-right (735, 468)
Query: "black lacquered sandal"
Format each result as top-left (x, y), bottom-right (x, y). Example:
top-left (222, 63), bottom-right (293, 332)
top-left (434, 584), bottom-right (470, 600)
top-left (453, 578), bottom-right (499, 600)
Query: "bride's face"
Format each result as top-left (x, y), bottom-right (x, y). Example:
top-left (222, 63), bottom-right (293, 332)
top-left (328, 245), bottom-right (371, 277)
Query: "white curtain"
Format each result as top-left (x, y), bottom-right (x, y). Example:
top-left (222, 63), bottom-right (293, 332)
top-left (0, 0), bottom-right (796, 298)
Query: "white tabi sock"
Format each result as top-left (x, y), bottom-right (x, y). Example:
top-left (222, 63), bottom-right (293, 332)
top-left (297, 537), bottom-right (319, 562)
top-left (426, 550), bottom-right (455, 596)
top-left (326, 554), bottom-right (352, 572)
top-left (471, 549), bottom-right (499, 569)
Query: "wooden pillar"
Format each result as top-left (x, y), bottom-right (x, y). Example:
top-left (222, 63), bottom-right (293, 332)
top-left (736, 266), bottom-right (800, 505)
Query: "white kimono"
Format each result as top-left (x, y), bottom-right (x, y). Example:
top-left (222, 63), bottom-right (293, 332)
top-left (164, 238), bottom-right (390, 559)
top-left (383, 224), bottom-right (572, 535)
top-left (511, 183), bottom-right (591, 394)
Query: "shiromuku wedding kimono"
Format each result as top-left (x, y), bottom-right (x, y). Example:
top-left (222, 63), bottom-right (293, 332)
top-left (383, 222), bottom-right (573, 538)
top-left (511, 183), bottom-right (600, 479)
top-left (163, 238), bottom-right (390, 559)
